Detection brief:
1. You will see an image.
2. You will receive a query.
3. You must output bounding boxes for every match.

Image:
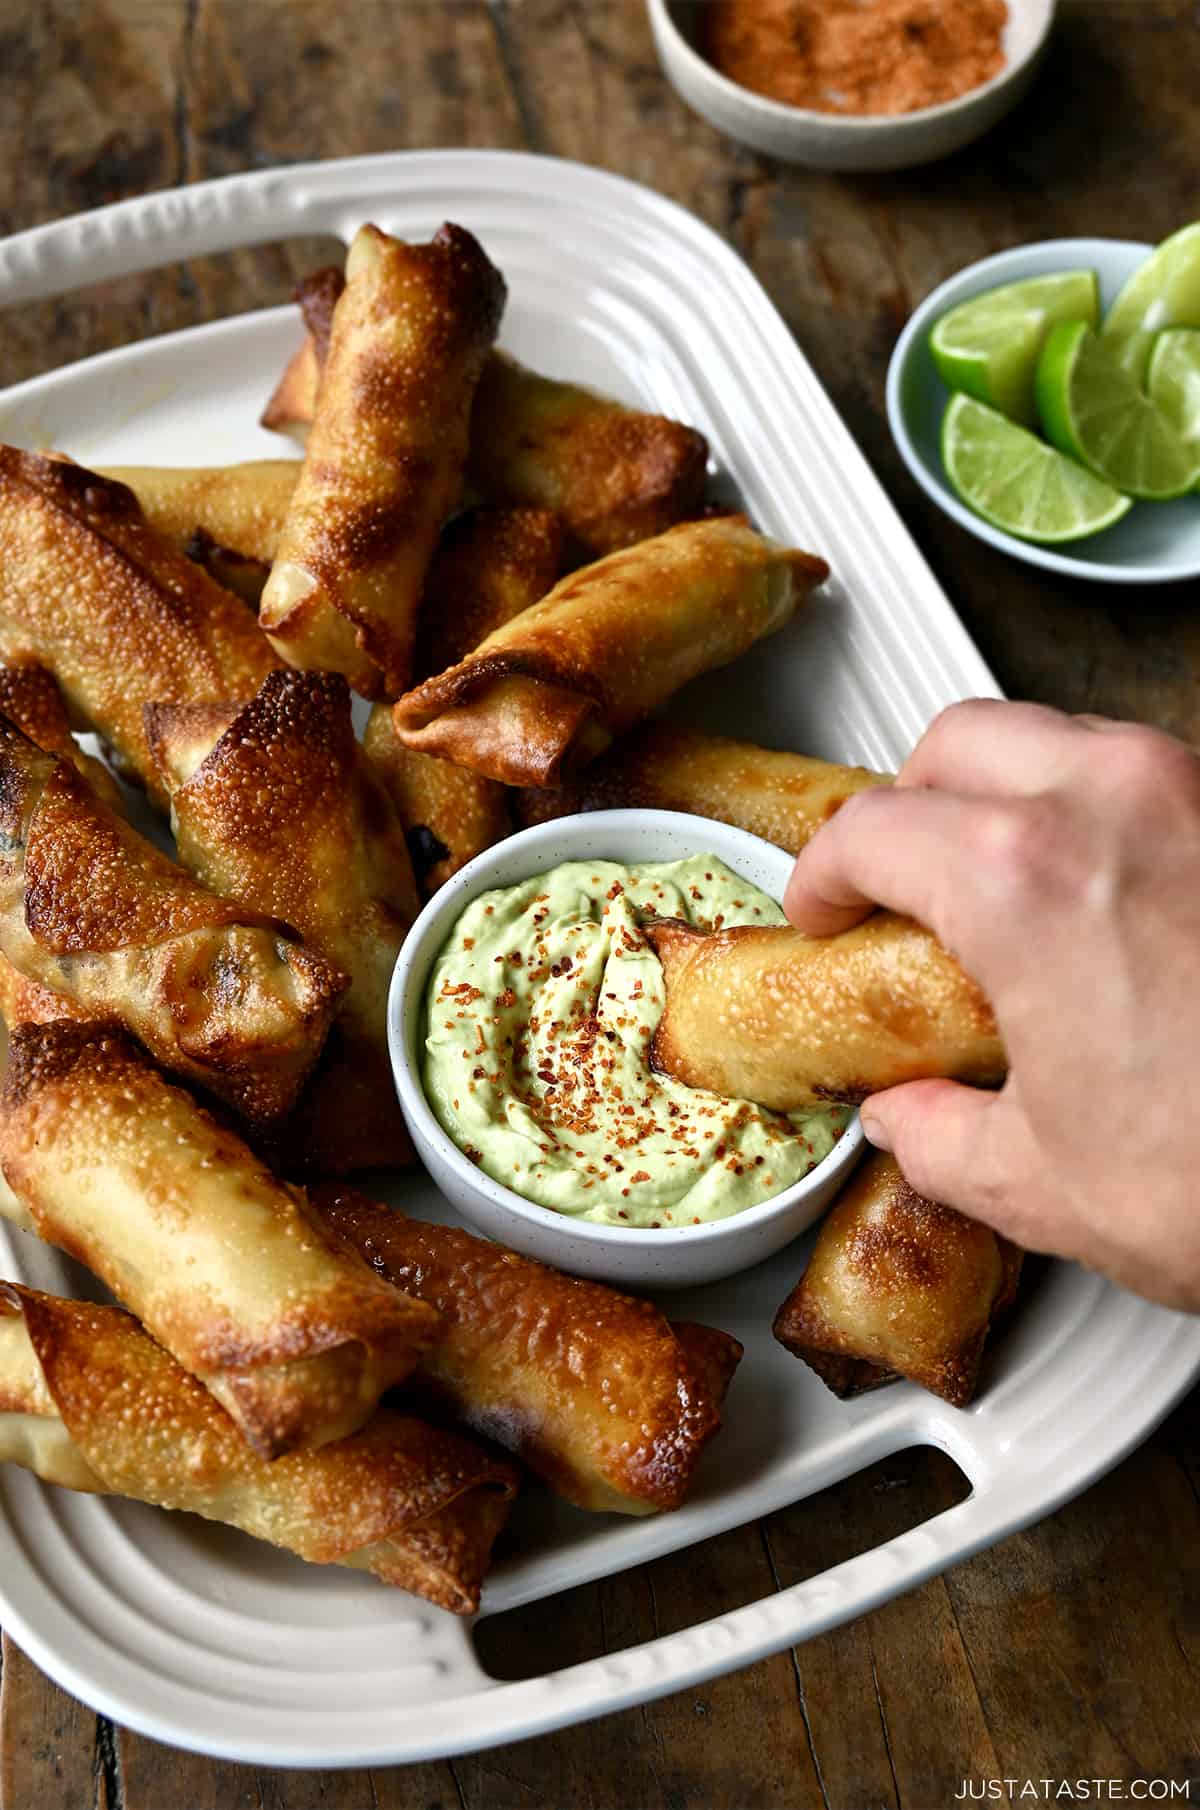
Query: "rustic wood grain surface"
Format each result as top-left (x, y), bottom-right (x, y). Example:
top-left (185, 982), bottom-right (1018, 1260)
top-left (0, 2), bottom-right (1197, 1806)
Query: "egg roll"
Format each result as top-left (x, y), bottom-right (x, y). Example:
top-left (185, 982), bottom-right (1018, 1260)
top-left (316, 1186), bottom-right (742, 1515)
top-left (0, 1022), bottom-right (441, 1458)
top-left (468, 350), bottom-right (710, 557)
top-left (772, 1151), bottom-right (1023, 1407)
top-left (0, 449), bottom-right (280, 808)
top-left (391, 517), bottom-right (828, 788)
top-left (261, 265), bottom-right (710, 557)
top-left (96, 460), bottom-right (300, 566)
top-left (515, 724), bottom-right (891, 848)
top-left (0, 716), bottom-right (345, 1124)
top-left (145, 669), bottom-right (418, 1172)
top-left (365, 504), bottom-right (564, 893)
top-left (259, 224), bottom-right (506, 699)
top-left (0, 1285), bottom-right (517, 1611)
top-left (646, 914), bottom-right (1005, 1112)
top-left (0, 659), bottom-right (124, 814)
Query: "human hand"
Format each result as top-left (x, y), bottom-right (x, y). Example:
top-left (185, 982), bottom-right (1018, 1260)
top-left (783, 699), bottom-right (1200, 1311)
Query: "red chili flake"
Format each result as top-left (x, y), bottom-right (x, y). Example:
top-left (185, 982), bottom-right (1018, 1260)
top-left (472, 1066), bottom-right (486, 1080)
top-left (689, 885), bottom-right (703, 901)
top-left (464, 1146), bottom-right (482, 1164)
top-left (630, 1170), bottom-right (651, 1184)
top-left (463, 936), bottom-right (475, 950)
top-left (498, 988), bottom-right (516, 1008)
top-left (484, 905), bottom-right (494, 915)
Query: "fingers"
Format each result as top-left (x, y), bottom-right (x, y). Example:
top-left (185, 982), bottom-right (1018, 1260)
top-left (897, 698), bottom-right (1086, 795)
top-left (859, 1078), bottom-right (1024, 1239)
top-left (783, 786), bottom-right (975, 938)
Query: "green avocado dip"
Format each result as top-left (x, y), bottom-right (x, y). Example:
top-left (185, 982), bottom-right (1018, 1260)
top-left (422, 856), bottom-right (848, 1228)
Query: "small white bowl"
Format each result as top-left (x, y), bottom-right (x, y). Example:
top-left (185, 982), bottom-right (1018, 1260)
top-left (388, 810), bottom-right (863, 1290)
top-left (646, 0), bottom-right (1056, 174)
top-left (887, 237), bottom-right (1200, 585)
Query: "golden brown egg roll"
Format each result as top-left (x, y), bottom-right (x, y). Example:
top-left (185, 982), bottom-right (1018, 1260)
top-left (180, 528), bottom-right (271, 607)
top-left (514, 724), bottom-right (891, 848)
top-left (0, 449), bottom-right (280, 808)
top-left (0, 1023), bottom-right (441, 1458)
top-left (259, 224), bottom-right (506, 699)
top-left (261, 266), bottom-right (710, 557)
top-left (468, 350), bottom-right (710, 557)
top-left (646, 914), bottom-right (1004, 1112)
top-left (0, 1284), bottom-right (517, 1611)
top-left (0, 659), bottom-right (124, 814)
top-left (0, 717), bottom-right (345, 1124)
top-left (315, 1186), bottom-right (742, 1516)
top-left (772, 1151), bottom-right (1023, 1407)
top-left (145, 669), bottom-right (418, 1172)
top-left (96, 461), bottom-right (300, 566)
top-left (364, 504), bottom-right (564, 893)
top-left (391, 517), bottom-right (828, 788)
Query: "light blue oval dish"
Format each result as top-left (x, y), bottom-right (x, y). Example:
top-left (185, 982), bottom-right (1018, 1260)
top-left (887, 237), bottom-right (1200, 585)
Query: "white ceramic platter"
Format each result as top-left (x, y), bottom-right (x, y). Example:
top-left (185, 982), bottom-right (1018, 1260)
top-left (0, 152), bottom-right (1196, 1769)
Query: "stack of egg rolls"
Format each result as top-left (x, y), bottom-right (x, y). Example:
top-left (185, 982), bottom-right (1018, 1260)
top-left (0, 715), bottom-right (345, 1125)
top-left (261, 261), bottom-right (709, 558)
top-left (0, 1284), bottom-right (518, 1613)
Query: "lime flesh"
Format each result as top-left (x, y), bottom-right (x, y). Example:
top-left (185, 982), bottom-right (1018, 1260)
top-left (942, 393), bottom-right (1132, 544)
top-left (930, 270), bottom-right (1099, 426)
top-left (1101, 221), bottom-right (1200, 386)
top-left (1037, 320), bottom-right (1200, 501)
top-left (1147, 328), bottom-right (1200, 486)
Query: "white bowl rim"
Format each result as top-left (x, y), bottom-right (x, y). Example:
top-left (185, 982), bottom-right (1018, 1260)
top-left (885, 233), bottom-right (1200, 587)
top-left (646, 0), bottom-right (1056, 132)
top-left (388, 807), bottom-right (864, 1250)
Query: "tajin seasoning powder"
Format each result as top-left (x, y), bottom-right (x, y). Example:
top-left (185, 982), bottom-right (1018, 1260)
top-left (702, 0), bottom-right (1009, 117)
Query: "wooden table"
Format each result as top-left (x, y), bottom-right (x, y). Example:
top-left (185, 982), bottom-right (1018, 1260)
top-left (1, 3), bottom-right (1197, 1805)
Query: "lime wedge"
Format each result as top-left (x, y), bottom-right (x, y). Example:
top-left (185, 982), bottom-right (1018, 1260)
top-left (1101, 221), bottom-right (1200, 386)
top-left (930, 270), bottom-right (1099, 426)
top-left (942, 393), bottom-right (1132, 544)
top-left (1036, 320), bottom-right (1200, 500)
top-left (1147, 328), bottom-right (1200, 482)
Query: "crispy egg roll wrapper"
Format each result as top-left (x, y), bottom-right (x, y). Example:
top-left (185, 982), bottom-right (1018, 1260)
top-left (468, 349), bottom-right (709, 556)
top-left (316, 1187), bottom-right (742, 1515)
top-left (772, 1151), bottom-right (1023, 1407)
top-left (0, 718), bottom-right (345, 1124)
top-left (0, 1023), bottom-right (441, 1457)
top-left (0, 450), bottom-right (280, 809)
top-left (0, 659), bottom-right (124, 814)
top-left (646, 914), bottom-right (1005, 1112)
top-left (392, 517), bottom-right (828, 788)
top-left (515, 724), bottom-right (891, 848)
top-left (0, 1286), bottom-right (518, 1612)
top-left (145, 670), bottom-right (418, 1172)
top-left (263, 266), bottom-right (709, 557)
top-left (97, 461), bottom-right (300, 566)
top-left (259, 224), bottom-right (506, 699)
top-left (365, 504), bottom-right (563, 893)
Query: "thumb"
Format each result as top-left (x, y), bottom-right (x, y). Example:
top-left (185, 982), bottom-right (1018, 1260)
top-left (859, 1078), bottom-right (1013, 1228)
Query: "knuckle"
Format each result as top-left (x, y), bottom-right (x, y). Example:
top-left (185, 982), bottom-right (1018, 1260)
top-left (1106, 725), bottom-right (1200, 805)
top-left (971, 797), bottom-right (1064, 893)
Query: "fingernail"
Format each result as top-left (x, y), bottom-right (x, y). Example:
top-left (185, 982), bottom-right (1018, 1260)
top-left (860, 1110), bottom-right (892, 1152)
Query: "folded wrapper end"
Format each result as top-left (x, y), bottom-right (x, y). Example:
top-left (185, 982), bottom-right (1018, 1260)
top-left (391, 669), bottom-right (610, 789)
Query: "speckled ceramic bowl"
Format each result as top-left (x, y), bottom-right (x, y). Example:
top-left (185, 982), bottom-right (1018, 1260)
top-left (388, 810), bottom-right (864, 1290)
top-left (646, 0), bottom-right (1057, 174)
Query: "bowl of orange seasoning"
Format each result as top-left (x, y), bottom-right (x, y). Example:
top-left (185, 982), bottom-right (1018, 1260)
top-left (646, 0), bottom-right (1056, 172)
